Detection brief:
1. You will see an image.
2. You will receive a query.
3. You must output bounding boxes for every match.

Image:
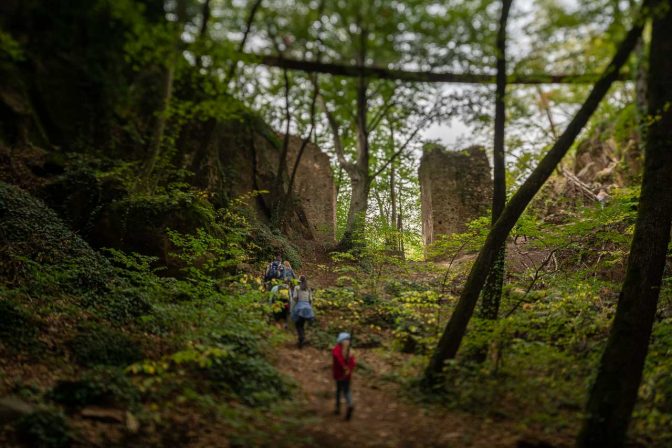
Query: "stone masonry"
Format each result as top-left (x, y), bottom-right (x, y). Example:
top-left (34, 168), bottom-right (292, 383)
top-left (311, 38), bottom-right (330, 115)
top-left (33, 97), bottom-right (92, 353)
top-left (419, 144), bottom-right (492, 246)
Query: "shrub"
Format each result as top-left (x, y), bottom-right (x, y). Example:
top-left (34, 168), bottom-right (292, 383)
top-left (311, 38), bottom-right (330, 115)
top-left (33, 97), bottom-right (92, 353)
top-left (49, 366), bottom-right (139, 409)
top-left (15, 409), bottom-right (70, 448)
top-left (206, 354), bottom-right (290, 407)
top-left (95, 287), bottom-right (153, 323)
top-left (69, 324), bottom-right (142, 367)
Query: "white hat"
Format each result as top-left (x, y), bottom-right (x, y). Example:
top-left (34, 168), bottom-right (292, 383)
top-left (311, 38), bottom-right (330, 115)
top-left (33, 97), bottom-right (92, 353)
top-left (337, 332), bottom-right (351, 344)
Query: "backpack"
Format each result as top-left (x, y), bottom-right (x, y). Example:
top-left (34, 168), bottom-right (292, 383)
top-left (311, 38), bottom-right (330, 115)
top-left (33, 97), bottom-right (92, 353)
top-left (266, 260), bottom-right (284, 281)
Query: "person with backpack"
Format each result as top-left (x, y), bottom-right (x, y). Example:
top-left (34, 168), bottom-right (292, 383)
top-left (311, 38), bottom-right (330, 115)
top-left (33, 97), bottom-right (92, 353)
top-left (264, 254), bottom-right (285, 289)
top-left (332, 332), bottom-right (356, 420)
top-left (290, 275), bottom-right (315, 348)
top-left (282, 260), bottom-right (297, 284)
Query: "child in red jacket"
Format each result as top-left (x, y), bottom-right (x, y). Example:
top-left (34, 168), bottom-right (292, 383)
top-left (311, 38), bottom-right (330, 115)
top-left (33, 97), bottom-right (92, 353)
top-left (332, 332), bottom-right (356, 420)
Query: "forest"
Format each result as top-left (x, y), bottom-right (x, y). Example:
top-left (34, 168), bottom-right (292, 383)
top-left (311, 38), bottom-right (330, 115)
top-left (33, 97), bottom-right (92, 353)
top-left (0, 0), bottom-right (671, 447)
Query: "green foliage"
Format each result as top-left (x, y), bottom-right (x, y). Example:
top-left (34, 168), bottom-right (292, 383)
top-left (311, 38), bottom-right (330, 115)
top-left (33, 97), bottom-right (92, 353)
top-left (15, 409), bottom-right (71, 448)
top-left (49, 367), bottom-right (139, 409)
top-left (206, 352), bottom-right (291, 407)
top-left (388, 290), bottom-right (440, 354)
top-left (427, 215), bottom-right (491, 260)
top-left (0, 29), bottom-right (23, 61)
top-left (69, 323), bottom-right (143, 367)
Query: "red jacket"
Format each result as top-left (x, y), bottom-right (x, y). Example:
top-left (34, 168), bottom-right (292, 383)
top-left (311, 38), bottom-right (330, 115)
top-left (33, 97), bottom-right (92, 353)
top-left (332, 343), bottom-right (356, 381)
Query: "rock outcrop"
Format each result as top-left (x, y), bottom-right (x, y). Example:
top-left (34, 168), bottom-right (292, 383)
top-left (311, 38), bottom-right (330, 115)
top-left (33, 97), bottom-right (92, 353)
top-left (419, 145), bottom-right (492, 246)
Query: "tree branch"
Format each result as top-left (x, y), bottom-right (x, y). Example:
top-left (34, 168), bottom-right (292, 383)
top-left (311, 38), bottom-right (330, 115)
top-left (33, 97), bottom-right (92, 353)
top-left (247, 53), bottom-right (629, 85)
top-left (368, 95), bottom-right (397, 134)
top-left (225, 0), bottom-right (264, 83)
top-left (370, 114), bottom-right (433, 179)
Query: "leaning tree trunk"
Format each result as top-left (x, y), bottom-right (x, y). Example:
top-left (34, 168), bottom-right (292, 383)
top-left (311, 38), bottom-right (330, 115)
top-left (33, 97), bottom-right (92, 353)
top-left (480, 0), bottom-right (513, 321)
top-left (423, 8), bottom-right (648, 384)
top-left (577, 3), bottom-right (672, 446)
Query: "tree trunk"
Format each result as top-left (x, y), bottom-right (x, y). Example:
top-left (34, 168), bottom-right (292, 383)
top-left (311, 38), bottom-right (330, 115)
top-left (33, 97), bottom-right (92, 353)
top-left (137, 51), bottom-right (176, 193)
top-left (424, 10), bottom-right (647, 383)
top-left (225, 0), bottom-right (264, 84)
top-left (577, 4), bottom-right (672, 446)
top-left (634, 37), bottom-right (649, 146)
top-left (270, 67), bottom-right (292, 228)
top-left (480, 0), bottom-right (512, 321)
top-left (276, 76), bottom-right (319, 226)
top-left (339, 27), bottom-right (370, 250)
top-left (397, 181), bottom-right (405, 257)
top-left (390, 165), bottom-right (397, 231)
top-left (137, 0), bottom-right (187, 192)
top-left (340, 169), bottom-right (370, 248)
top-left (196, 0), bottom-right (211, 69)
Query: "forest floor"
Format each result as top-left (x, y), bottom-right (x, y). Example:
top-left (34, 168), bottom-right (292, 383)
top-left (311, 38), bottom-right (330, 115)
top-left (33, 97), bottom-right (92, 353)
top-left (271, 260), bottom-right (571, 448)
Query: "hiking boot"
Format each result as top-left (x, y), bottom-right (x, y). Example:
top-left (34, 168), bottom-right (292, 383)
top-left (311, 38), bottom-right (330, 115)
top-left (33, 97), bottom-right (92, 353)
top-left (345, 406), bottom-right (354, 421)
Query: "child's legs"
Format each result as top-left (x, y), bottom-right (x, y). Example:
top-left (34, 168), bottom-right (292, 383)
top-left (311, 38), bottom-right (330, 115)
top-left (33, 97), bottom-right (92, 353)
top-left (336, 380), bottom-right (352, 407)
top-left (335, 380), bottom-right (343, 408)
top-left (342, 379), bottom-right (353, 407)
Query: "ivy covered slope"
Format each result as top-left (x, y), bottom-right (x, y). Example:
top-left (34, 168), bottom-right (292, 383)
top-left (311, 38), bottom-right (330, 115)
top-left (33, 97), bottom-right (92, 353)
top-left (0, 182), bottom-right (302, 448)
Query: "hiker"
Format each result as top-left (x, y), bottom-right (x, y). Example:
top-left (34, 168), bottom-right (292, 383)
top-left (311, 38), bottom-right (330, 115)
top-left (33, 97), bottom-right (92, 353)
top-left (332, 332), bottom-right (356, 420)
top-left (264, 254), bottom-right (285, 289)
top-left (290, 275), bottom-right (315, 348)
top-left (282, 260), bottom-right (297, 284)
top-left (269, 283), bottom-right (291, 327)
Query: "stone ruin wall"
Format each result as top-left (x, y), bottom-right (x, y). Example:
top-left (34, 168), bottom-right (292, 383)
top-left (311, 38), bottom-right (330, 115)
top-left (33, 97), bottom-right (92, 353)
top-left (419, 145), bottom-right (493, 247)
top-left (285, 135), bottom-right (336, 244)
top-left (211, 123), bottom-right (336, 245)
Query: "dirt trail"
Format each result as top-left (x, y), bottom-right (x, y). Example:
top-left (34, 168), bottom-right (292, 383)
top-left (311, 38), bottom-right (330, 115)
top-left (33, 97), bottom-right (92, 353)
top-left (275, 340), bottom-right (531, 448)
top-left (271, 260), bottom-right (565, 448)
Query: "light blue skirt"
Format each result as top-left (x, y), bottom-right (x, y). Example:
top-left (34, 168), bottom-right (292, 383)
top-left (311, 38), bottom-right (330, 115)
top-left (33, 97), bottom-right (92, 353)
top-left (291, 301), bottom-right (315, 322)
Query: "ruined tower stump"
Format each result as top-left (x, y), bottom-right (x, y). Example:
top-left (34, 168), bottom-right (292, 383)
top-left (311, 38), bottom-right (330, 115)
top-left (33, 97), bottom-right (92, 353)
top-left (419, 145), bottom-right (492, 249)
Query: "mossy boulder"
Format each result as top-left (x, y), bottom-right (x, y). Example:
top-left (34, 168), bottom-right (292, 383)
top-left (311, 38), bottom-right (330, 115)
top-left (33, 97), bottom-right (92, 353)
top-left (89, 193), bottom-right (215, 275)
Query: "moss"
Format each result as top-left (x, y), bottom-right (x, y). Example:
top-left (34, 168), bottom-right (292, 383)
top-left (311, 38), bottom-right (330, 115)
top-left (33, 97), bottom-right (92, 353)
top-left (69, 323), bottom-right (142, 367)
